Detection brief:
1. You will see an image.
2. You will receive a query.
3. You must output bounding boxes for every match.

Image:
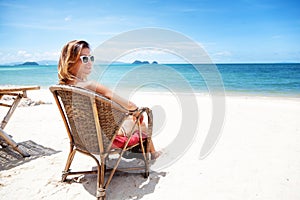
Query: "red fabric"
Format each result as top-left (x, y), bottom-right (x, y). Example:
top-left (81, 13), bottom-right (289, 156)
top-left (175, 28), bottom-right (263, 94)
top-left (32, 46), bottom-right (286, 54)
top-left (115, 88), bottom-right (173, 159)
top-left (113, 131), bottom-right (147, 148)
top-left (133, 115), bottom-right (144, 124)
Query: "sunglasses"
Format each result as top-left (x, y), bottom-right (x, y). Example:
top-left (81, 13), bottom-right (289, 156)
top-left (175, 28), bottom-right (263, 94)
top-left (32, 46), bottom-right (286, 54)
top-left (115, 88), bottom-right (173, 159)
top-left (80, 55), bottom-right (94, 64)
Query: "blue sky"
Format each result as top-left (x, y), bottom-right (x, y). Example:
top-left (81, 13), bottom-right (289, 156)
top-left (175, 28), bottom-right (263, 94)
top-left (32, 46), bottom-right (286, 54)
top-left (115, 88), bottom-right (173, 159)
top-left (0, 0), bottom-right (299, 64)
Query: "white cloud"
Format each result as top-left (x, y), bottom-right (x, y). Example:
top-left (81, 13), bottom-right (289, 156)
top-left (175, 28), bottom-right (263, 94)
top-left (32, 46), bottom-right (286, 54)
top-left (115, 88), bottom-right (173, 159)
top-left (271, 35), bottom-right (283, 39)
top-left (214, 51), bottom-right (232, 56)
top-left (64, 15), bottom-right (72, 22)
top-left (0, 50), bottom-right (60, 64)
top-left (118, 49), bottom-right (184, 63)
top-left (210, 51), bottom-right (233, 63)
top-left (17, 50), bottom-right (32, 58)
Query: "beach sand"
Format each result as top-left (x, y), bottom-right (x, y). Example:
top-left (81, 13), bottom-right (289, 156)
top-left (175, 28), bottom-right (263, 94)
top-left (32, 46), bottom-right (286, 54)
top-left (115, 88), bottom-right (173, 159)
top-left (1, 89), bottom-right (300, 200)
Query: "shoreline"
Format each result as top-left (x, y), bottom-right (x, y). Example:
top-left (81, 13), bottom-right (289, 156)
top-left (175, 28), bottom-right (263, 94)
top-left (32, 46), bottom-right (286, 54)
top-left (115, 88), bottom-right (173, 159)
top-left (30, 87), bottom-right (300, 102)
top-left (1, 83), bottom-right (300, 100)
top-left (1, 87), bottom-right (300, 110)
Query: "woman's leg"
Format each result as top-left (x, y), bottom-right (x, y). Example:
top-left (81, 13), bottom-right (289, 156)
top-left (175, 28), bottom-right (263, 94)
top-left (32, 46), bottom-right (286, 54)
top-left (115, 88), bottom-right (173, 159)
top-left (148, 140), bottom-right (162, 160)
top-left (138, 121), bottom-right (162, 160)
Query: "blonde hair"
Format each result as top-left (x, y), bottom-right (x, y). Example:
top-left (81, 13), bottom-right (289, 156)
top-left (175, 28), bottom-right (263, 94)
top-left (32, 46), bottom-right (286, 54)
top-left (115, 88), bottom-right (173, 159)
top-left (58, 40), bottom-right (90, 84)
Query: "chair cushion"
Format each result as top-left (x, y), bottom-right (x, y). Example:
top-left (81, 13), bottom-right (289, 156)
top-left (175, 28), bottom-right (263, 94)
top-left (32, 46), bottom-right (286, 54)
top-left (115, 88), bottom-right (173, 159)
top-left (113, 131), bottom-right (147, 148)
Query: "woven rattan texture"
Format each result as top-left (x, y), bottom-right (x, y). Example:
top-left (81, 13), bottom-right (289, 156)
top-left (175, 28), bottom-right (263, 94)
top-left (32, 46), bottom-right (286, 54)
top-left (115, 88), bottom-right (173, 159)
top-left (57, 89), bottom-right (128, 154)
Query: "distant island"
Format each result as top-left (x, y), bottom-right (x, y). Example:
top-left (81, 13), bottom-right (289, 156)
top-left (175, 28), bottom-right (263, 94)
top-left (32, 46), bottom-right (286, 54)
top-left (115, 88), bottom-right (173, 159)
top-left (132, 60), bottom-right (158, 64)
top-left (19, 61), bottom-right (39, 66)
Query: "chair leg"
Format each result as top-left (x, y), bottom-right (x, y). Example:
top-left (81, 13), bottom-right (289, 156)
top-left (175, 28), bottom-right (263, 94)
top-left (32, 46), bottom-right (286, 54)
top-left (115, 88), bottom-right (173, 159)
top-left (96, 157), bottom-right (106, 199)
top-left (62, 147), bottom-right (76, 182)
top-left (144, 160), bottom-right (150, 178)
top-left (144, 138), bottom-right (150, 178)
top-left (97, 187), bottom-right (106, 200)
top-left (144, 150), bottom-right (150, 178)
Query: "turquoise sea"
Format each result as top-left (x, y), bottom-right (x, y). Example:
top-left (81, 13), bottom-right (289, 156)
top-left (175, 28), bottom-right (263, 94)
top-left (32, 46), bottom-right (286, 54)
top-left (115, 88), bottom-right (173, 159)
top-left (0, 63), bottom-right (299, 97)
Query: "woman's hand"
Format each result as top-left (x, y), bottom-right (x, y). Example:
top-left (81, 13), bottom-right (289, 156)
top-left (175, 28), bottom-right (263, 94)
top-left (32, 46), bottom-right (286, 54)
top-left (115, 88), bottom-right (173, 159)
top-left (128, 101), bottom-right (138, 111)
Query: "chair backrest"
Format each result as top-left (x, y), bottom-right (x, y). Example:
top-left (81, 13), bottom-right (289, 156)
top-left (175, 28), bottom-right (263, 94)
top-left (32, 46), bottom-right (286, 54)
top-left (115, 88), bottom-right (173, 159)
top-left (49, 85), bottom-right (129, 154)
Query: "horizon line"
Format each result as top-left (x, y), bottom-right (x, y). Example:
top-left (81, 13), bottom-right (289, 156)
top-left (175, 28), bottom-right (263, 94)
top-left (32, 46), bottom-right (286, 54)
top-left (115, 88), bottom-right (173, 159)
top-left (1, 61), bottom-right (300, 66)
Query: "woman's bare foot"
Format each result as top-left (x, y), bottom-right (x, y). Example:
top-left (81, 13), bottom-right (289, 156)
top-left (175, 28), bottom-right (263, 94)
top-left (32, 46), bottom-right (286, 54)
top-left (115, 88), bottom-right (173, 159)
top-left (151, 151), bottom-right (162, 160)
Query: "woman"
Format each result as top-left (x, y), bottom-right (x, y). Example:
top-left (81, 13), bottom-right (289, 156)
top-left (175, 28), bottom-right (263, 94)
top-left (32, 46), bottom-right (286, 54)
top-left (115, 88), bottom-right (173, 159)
top-left (58, 40), bottom-right (161, 159)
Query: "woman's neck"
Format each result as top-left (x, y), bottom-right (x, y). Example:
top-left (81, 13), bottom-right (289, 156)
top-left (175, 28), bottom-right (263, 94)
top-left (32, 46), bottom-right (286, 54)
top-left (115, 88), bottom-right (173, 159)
top-left (75, 76), bottom-right (85, 82)
top-left (66, 76), bottom-right (86, 85)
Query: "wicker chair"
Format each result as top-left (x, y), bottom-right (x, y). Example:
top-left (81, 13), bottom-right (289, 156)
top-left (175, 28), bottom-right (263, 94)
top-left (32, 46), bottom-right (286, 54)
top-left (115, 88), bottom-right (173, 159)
top-left (49, 85), bottom-right (153, 200)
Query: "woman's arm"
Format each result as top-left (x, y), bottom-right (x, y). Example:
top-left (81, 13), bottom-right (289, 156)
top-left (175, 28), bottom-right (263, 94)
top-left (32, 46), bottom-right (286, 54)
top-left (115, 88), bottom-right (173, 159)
top-left (79, 80), bottom-right (138, 111)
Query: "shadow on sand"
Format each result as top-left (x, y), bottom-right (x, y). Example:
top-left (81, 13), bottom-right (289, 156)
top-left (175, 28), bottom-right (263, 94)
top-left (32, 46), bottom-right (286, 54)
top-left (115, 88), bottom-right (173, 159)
top-left (65, 158), bottom-right (167, 199)
top-left (82, 170), bottom-right (166, 199)
top-left (0, 140), bottom-right (60, 170)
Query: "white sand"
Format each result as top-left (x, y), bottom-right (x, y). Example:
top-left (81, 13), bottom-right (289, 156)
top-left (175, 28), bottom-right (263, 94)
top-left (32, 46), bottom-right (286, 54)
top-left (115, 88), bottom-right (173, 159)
top-left (1, 89), bottom-right (300, 200)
